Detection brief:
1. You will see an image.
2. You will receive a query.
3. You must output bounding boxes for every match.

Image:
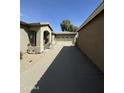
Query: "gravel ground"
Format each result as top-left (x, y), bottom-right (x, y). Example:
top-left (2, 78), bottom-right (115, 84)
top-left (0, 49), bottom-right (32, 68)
top-left (20, 42), bottom-right (73, 93)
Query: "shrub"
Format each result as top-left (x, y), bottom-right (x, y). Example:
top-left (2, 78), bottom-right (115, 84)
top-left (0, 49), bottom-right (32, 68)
top-left (20, 52), bottom-right (23, 59)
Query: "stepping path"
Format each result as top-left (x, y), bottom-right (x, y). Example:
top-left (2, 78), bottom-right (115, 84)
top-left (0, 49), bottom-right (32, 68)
top-left (21, 42), bottom-right (104, 93)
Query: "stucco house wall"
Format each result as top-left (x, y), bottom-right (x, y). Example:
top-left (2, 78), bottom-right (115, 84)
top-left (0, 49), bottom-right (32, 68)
top-left (55, 35), bottom-right (73, 41)
top-left (20, 21), bottom-right (54, 54)
top-left (54, 32), bottom-right (77, 45)
top-left (20, 26), bottom-right (30, 53)
top-left (77, 3), bottom-right (104, 72)
top-left (39, 26), bottom-right (52, 52)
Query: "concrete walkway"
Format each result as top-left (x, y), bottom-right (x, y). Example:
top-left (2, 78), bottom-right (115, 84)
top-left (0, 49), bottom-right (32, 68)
top-left (21, 42), bottom-right (104, 93)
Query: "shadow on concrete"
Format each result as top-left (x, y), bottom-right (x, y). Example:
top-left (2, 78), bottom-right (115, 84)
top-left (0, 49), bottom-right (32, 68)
top-left (31, 46), bottom-right (104, 93)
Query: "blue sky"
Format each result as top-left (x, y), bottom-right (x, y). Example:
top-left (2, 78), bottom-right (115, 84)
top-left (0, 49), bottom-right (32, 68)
top-left (20, 0), bottom-right (103, 32)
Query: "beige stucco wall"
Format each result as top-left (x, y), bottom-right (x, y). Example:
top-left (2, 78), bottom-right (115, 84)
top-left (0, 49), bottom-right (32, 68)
top-left (20, 27), bottom-right (30, 53)
top-left (36, 26), bottom-right (52, 52)
top-left (77, 10), bottom-right (104, 72)
top-left (51, 35), bottom-right (55, 45)
top-left (41, 26), bottom-right (52, 44)
top-left (55, 38), bottom-right (73, 42)
top-left (55, 34), bottom-right (75, 44)
top-left (20, 23), bottom-right (53, 53)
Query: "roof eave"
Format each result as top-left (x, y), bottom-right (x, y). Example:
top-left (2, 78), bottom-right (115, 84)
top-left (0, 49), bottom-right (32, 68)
top-left (20, 21), bottom-right (53, 31)
top-left (29, 23), bottom-right (53, 31)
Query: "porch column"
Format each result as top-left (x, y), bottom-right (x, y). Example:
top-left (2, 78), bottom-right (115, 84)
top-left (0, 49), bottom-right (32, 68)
top-left (49, 31), bottom-right (52, 44)
top-left (36, 30), bottom-right (44, 53)
top-left (52, 34), bottom-right (55, 45)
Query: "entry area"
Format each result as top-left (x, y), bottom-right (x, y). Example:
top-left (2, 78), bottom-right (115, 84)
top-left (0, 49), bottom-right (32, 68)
top-left (44, 31), bottom-right (50, 49)
top-left (27, 29), bottom-right (52, 54)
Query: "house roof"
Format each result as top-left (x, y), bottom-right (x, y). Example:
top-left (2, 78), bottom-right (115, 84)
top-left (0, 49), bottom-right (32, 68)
top-left (77, 2), bottom-right (104, 32)
top-left (20, 21), bottom-right (53, 31)
top-left (20, 21), bottom-right (29, 26)
top-left (53, 32), bottom-right (77, 35)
